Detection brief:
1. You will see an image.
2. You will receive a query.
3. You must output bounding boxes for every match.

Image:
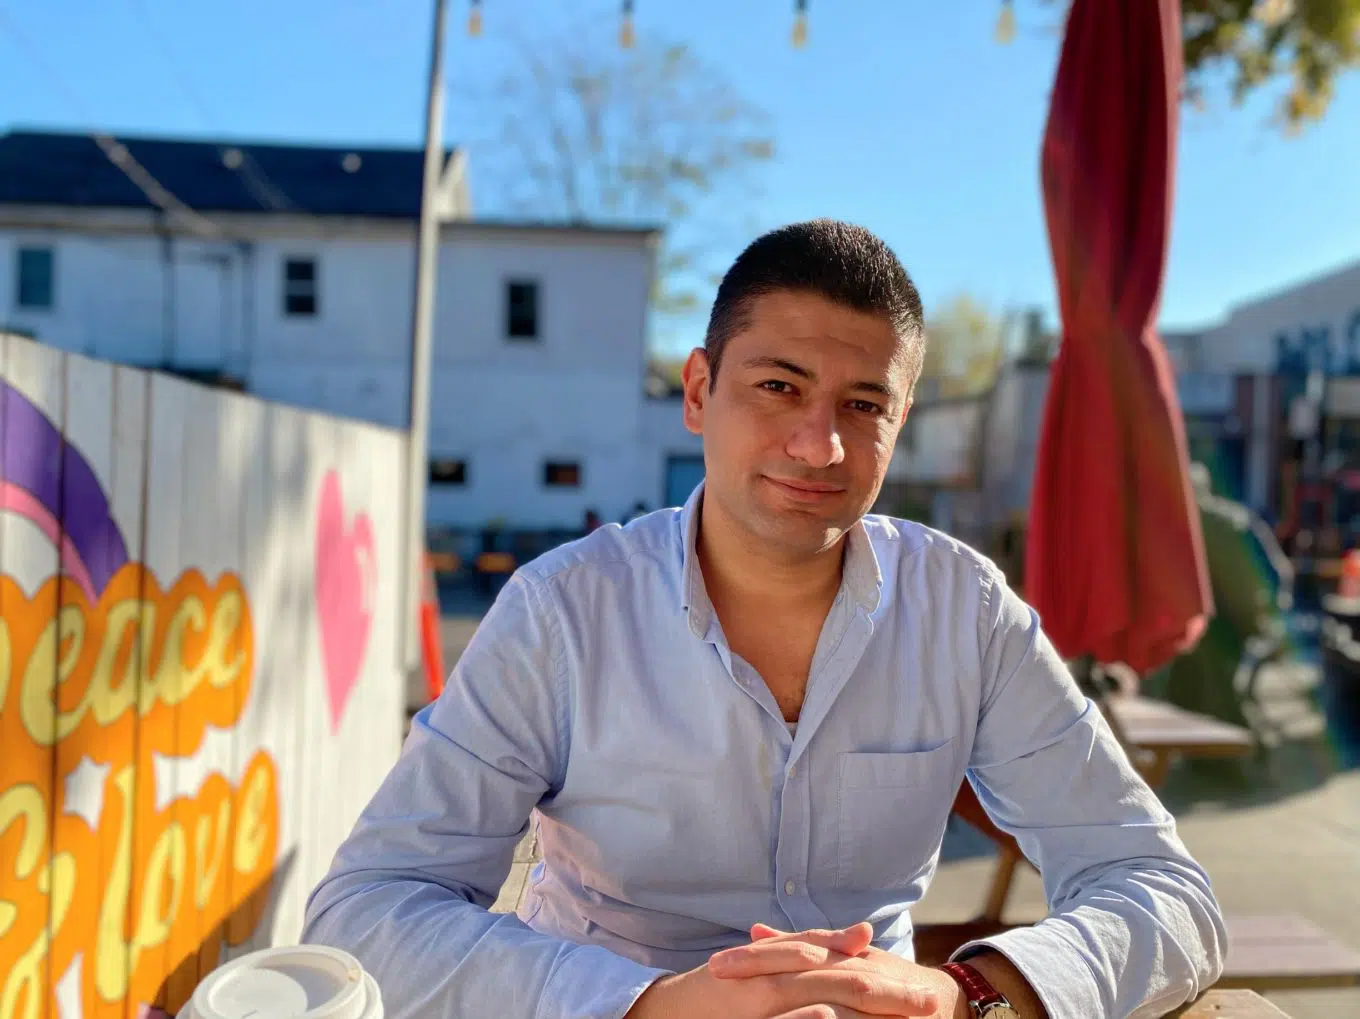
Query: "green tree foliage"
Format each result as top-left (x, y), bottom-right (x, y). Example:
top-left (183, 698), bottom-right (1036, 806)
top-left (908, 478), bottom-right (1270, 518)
top-left (921, 294), bottom-right (1006, 398)
top-left (1023, 0), bottom-right (1360, 131)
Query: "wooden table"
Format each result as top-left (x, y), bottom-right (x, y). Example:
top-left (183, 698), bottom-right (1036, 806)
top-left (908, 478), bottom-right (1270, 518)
top-left (1102, 693), bottom-right (1256, 786)
top-left (1170, 989), bottom-right (1290, 1017)
top-left (1218, 914), bottom-right (1360, 991)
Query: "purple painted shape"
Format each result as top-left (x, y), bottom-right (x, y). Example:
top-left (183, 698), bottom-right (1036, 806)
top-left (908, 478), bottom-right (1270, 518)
top-left (0, 378), bottom-right (128, 592)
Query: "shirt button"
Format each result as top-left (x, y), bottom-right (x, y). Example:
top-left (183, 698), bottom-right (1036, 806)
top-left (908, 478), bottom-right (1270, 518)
top-left (784, 879), bottom-right (796, 895)
top-left (787, 762), bottom-right (797, 779)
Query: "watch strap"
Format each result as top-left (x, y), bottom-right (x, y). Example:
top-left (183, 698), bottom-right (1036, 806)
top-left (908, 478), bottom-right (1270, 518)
top-left (940, 960), bottom-right (1012, 1015)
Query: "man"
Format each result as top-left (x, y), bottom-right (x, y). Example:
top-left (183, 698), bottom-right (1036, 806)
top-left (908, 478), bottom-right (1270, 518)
top-left (303, 221), bottom-right (1225, 1018)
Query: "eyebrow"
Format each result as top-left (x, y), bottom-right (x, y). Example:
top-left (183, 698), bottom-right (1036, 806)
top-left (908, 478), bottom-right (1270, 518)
top-left (741, 355), bottom-right (896, 399)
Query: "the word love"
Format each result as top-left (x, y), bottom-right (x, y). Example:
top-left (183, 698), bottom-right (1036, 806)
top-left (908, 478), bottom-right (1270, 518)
top-left (0, 565), bottom-right (280, 1019)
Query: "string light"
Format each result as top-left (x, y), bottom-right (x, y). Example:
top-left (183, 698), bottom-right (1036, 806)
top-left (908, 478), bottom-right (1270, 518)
top-left (792, 0), bottom-right (808, 48)
top-left (619, 0), bottom-right (635, 49)
top-left (994, 0), bottom-right (1016, 45)
top-left (467, 0), bottom-right (482, 37)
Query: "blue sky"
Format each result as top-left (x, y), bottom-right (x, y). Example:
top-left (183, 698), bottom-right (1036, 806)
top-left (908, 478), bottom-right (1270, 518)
top-left (2, 0), bottom-right (1358, 356)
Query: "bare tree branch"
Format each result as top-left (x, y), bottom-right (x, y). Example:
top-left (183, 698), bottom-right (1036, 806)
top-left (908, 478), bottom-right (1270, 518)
top-left (449, 17), bottom-right (774, 318)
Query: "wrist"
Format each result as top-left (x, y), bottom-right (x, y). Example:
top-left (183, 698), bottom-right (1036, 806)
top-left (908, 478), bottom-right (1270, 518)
top-left (623, 973), bottom-right (680, 1019)
top-left (928, 966), bottom-right (971, 1019)
top-left (944, 950), bottom-right (1046, 1018)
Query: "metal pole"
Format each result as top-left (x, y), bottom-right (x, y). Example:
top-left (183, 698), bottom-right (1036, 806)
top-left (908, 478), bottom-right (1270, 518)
top-left (402, 0), bottom-right (448, 679)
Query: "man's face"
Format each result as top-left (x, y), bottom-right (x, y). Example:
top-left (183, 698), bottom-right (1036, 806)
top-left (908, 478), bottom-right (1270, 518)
top-left (682, 289), bottom-right (913, 556)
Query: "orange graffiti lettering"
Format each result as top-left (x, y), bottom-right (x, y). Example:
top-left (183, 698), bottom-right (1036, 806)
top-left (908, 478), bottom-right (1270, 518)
top-left (0, 564), bottom-right (279, 1019)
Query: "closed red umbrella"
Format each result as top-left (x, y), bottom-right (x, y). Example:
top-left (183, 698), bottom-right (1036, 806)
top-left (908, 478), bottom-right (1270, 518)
top-left (1024, 0), bottom-right (1212, 675)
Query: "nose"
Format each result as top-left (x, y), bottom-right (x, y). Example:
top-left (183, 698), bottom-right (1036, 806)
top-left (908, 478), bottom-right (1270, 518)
top-left (785, 400), bottom-right (845, 469)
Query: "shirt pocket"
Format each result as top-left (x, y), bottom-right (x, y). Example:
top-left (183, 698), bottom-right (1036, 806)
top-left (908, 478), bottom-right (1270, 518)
top-left (835, 742), bottom-right (959, 890)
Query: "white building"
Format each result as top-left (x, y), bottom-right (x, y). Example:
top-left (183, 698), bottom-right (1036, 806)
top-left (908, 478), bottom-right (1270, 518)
top-left (0, 129), bottom-right (701, 533)
top-left (1166, 258), bottom-right (1360, 523)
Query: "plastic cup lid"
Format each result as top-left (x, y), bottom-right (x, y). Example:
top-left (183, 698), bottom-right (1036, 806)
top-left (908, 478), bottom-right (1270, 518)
top-left (181, 945), bottom-right (382, 1019)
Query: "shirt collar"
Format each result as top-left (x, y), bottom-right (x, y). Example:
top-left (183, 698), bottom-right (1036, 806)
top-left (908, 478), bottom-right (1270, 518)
top-left (677, 481), bottom-right (884, 639)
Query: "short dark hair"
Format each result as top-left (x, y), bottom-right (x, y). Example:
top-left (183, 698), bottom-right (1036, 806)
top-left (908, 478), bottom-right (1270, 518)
top-left (704, 219), bottom-right (926, 390)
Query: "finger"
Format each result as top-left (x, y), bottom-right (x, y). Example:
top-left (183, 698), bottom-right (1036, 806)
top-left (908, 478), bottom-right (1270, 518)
top-left (836, 922), bottom-right (874, 955)
top-left (768, 1007), bottom-right (874, 1019)
top-left (716, 928), bottom-right (869, 978)
top-left (747, 923), bottom-right (874, 954)
top-left (710, 940), bottom-right (853, 979)
top-left (775, 971), bottom-right (940, 1017)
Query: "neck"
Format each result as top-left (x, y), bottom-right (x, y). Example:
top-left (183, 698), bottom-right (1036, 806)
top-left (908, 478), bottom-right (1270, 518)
top-left (695, 496), bottom-right (847, 613)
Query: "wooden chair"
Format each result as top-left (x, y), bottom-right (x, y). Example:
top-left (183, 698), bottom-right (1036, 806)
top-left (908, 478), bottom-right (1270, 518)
top-left (474, 552), bottom-right (517, 595)
top-left (475, 551), bottom-right (516, 575)
top-left (428, 550), bottom-right (462, 576)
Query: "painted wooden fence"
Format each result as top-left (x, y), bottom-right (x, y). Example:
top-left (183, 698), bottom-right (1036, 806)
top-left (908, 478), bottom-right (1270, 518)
top-left (0, 332), bottom-right (406, 1019)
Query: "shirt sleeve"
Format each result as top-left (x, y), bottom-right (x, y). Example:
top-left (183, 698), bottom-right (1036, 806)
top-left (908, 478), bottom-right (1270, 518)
top-left (301, 571), bottom-right (671, 1019)
top-left (950, 567), bottom-right (1228, 1019)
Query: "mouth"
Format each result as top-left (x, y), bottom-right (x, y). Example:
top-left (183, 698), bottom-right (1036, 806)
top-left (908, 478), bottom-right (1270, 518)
top-left (762, 476), bottom-right (847, 502)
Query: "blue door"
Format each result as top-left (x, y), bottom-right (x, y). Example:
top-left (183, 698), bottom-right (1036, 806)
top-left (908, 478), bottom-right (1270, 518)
top-left (664, 455), bottom-right (706, 508)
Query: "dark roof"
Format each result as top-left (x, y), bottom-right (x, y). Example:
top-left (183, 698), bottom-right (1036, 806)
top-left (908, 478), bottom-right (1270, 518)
top-left (0, 129), bottom-right (446, 219)
top-left (444, 218), bottom-right (662, 238)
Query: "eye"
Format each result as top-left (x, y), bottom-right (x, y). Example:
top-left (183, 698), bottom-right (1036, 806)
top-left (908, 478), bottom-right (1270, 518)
top-left (849, 399), bottom-right (884, 415)
top-left (758, 379), bottom-right (795, 394)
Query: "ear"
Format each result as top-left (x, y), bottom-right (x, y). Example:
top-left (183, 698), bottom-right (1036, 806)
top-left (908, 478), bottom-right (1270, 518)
top-left (681, 348), bottom-right (710, 436)
top-left (898, 395), bottom-right (913, 426)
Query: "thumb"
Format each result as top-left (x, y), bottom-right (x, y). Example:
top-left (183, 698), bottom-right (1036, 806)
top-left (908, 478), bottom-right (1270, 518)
top-left (750, 923), bottom-right (784, 941)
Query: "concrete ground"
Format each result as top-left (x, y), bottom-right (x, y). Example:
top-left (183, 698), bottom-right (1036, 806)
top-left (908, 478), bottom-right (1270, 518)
top-left (428, 604), bottom-right (1359, 1018)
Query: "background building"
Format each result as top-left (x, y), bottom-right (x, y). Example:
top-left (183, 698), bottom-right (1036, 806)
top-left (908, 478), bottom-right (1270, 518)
top-left (883, 258), bottom-right (1360, 567)
top-left (1170, 258), bottom-right (1360, 546)
top-left (0, 129), bottom-right (703, 536)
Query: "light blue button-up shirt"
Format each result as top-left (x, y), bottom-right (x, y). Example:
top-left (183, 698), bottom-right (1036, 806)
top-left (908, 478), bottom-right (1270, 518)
top-left (303, 486), bottom-right (1226, 1019)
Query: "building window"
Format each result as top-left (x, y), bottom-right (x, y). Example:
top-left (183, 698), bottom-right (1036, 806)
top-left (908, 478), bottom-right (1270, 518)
top-left (283, 257), bottom-right (318, 316)
top-left (543, 460), bottom-right (581, 487)
top-left (429, 458), bottom-right (467, 485)
top-left (16, 247), bottom-right (54, 310)
top-left (506, 280), bottom-right (539, 340)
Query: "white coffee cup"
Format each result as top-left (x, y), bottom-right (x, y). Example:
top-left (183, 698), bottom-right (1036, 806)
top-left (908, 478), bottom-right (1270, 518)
top-left (178, 945), bottom-right (382, 1019)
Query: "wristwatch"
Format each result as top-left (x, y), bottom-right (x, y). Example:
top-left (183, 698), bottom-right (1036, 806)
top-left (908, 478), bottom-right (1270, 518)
top-left (940, 961), bottom-right (1022, 1018)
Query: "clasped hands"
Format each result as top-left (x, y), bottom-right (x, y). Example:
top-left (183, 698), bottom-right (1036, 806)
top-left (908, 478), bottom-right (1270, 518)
top-left (626, 921), bottom-right (965, 1019)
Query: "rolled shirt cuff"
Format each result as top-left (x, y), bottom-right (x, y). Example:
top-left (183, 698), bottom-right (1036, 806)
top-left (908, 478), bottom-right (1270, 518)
top-left (948, 923), bottom-right (1104, 1019)
top-left (536, 942), bottom-right (673, 1019)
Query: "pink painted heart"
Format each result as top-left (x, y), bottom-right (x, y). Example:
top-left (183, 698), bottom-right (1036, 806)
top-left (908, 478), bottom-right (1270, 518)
top-left (314, 468), bottom-right (377, 732)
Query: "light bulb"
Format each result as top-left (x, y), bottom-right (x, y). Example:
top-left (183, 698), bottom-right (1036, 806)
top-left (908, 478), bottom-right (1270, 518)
top-left (467, 1), bottom-right (482, 37)
top-left (994, 0), bottom-right (1016, 45)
